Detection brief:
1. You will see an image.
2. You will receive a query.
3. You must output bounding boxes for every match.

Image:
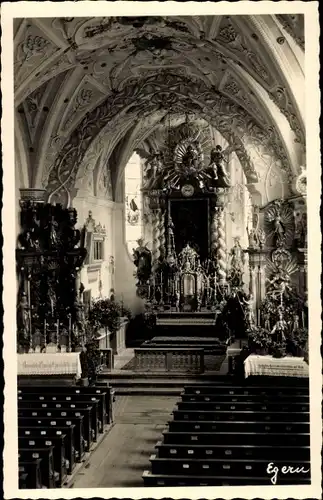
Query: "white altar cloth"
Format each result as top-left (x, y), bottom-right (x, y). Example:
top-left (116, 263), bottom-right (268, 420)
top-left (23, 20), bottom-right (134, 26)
top-left (18, 353), bottom-right (82, 378)
top-left (244, 355), bottom-right (309, 378)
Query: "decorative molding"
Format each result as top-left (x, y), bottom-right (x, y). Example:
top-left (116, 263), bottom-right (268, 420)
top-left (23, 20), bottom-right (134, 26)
top-left (275, 14), bottom-right (305, 51)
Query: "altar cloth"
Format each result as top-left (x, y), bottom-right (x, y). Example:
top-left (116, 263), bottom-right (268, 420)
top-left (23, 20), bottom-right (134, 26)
top-left (17, 352), bottom-right (82, 378)
top-left (244, 354), bottom-right (309, 378)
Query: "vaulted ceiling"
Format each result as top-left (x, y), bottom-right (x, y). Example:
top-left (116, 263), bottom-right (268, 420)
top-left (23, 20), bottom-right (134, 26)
top-left (14, 15), bottom-right (305, 205)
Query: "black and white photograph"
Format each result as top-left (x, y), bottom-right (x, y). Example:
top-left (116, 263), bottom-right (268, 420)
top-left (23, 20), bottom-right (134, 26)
top-left (2, 2), bottom-right (321, 498)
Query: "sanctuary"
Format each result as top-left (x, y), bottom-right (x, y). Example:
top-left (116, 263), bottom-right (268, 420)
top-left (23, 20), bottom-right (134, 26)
top-left (10, 12), bottom-right (314, 491)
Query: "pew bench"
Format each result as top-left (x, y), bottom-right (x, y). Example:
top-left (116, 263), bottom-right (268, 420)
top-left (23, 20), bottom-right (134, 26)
top-left (18, 399), bottom-right (99, 442)
top-left (172, 409), bottom-right (310, 422)
top-left (176, 400), bottom-right (309, 413)
top-left (18, 415), bottom-right (84, 463)
top-left (18, 436), bottom-right (67, 487)
top-left (162, 430), bottom-right (310, 446)
top-left (142, 471), bottom-right (311, 486)
top-left (18, 405), bottom-right (93, 452)
top-left (19, 458), bottom-right (43, 489)
top-left (148, 454), bottom-right (311, 479)
top-left (167, 419), bottom-right (310, 434)
top-left (154, 441), bottom-right (311, 461)
top-left (183, 384), bottom-right (309, 396)
top-left (180, 392), bottom-right (309, 403)
top-left (19, 426), bottom-right (75, 474)
top-left (18, 447), bottom-right (56, 489)
top-left (18, 385), bottom-right (113, 425)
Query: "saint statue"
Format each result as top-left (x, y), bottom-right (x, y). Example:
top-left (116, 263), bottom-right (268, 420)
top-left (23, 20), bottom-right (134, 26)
top-left (18, 291), bottom-right (30, 337)
top-left (270, 307), bottom-right (288, 342)
top-left (133, 238), bottom-right (152, 284)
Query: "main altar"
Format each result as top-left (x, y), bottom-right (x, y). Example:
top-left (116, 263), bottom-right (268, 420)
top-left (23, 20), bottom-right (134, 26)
top-left (133, 121), bottom-right (232, 321)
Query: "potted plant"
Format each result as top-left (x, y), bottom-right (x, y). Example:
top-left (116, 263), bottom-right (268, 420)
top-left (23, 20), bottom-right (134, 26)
top-left (289, 327), bottom-right (308, 357)
top-left (247, 326), bottom-right (272, 355)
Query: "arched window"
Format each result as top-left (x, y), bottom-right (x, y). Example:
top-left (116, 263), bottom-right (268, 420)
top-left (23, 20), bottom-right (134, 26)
top-left (124, 152), bottom-right (143, 255)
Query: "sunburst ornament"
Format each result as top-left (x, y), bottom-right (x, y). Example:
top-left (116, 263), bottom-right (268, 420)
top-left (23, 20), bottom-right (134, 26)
top-left (264, 200), bottom-right (295, 247)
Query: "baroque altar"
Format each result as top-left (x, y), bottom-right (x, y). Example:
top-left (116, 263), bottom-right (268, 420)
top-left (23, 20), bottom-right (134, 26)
top-left (134, 121), bottom-right (232, 313)
top-left (16, 191), bottom-right (87, 354)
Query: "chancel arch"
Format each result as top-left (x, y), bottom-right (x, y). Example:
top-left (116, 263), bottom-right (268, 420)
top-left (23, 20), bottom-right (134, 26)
top-left (11, 10), bottom-right (318, 492)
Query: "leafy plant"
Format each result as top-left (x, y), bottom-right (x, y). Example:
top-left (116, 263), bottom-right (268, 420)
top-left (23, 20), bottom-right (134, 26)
top-left (247, 325), bottom-right (272, 353)
top-left (89, 298), bottom-right (123, 334)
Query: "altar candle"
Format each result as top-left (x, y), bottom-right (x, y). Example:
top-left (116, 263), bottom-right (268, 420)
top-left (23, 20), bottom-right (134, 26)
top-left (302, 310), bottom-right (305, 328)
top-left (44, 319), bottom-right (47, 348)
top-left (56, 320), bottom-right (59, 344)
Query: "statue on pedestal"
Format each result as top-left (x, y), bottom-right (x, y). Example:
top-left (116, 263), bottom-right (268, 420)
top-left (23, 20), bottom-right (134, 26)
top-left (133, 238), bottom-right (152, 285)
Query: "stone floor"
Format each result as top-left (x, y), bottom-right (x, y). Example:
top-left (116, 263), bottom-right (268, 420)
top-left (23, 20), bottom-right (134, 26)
top-left (71, 395), bottom-right (178, 488)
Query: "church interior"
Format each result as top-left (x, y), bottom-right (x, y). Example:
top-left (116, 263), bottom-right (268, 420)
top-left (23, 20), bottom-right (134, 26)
top-left (13, 14), bottom-right (312, 490)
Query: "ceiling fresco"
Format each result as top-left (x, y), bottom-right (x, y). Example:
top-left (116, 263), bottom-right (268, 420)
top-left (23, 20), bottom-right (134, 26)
top-left (14, 15), bottom-right (305, 205)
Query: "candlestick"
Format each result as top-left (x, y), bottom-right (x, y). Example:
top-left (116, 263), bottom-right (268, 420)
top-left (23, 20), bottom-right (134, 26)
top-left (44, 319), bottom-right (47, 350)
top-left (56, 320), bottom-right (59, 346)
top-left (68, 314), bottom-right (72, 352)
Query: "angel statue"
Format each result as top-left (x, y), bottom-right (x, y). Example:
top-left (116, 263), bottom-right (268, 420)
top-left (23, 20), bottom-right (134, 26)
top-left (206, 145), bottom-right (231, 189)
top-left (133, 238), bottom-right (152, 285)
top-left (137, 147), bottom-right (163, 190)
top-left (241, 293), bottom-right (255, 326)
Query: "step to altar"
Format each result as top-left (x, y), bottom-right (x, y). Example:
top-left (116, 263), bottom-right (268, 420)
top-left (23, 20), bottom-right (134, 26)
top-left (98, 373), bottom-right (233, 395)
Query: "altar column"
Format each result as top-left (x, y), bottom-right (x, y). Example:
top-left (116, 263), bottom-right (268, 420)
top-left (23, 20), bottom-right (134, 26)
top-left (246, 249), bottom-right (268, 324)
top-left (213, 188), bottom-right (229, 285)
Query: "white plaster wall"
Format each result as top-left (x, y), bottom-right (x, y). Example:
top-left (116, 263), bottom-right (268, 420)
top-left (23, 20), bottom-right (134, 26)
top-left (114, 202), bottom-right (144, 313)
top-left (73, 194), bottom-right (115, 300)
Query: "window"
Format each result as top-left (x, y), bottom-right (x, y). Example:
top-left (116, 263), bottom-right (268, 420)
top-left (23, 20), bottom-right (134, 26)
top-left (93, 240), bottom-right (104, 261)
top-left (124, 152), bottom-right (143, 255)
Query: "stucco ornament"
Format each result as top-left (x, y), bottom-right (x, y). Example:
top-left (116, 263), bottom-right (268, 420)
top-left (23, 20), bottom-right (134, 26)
top-left (295, 166), bottom-right (307, 197)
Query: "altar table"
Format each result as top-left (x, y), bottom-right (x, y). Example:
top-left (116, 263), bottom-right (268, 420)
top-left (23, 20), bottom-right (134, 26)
top-left (17, 352), bottom-right (82, 378)
top-left (244, 354), bottom-right (309, 379)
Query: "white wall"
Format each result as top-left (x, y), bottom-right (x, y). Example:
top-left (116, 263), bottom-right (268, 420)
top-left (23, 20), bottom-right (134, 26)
top-left (73, 194), bottom-right (115, 301)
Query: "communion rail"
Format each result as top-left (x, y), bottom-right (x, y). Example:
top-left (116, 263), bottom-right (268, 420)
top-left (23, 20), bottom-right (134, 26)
top-left (133, 348), bottom-right (205, 374)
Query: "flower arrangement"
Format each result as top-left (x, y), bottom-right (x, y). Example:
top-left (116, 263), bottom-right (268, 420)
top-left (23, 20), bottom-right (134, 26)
top-left (247, 325), bottom-right (272, 354)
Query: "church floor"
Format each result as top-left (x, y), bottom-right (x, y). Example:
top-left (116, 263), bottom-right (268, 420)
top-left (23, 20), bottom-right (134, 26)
top-left (71, 395), bottom-right (178, 488)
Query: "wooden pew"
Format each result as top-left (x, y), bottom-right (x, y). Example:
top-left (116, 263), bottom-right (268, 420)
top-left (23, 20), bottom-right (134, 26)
top-left (176, 400), bottom-right (309, 413)
top-left (18, 415), bottom-right (84, 462)
top-left (19, 458), bottom-right (42, 489)
top-left (18, 393), bottom-right (102, 435)
top-left (18, 399), bottom-right (99, 443)
top-left (142, 471), bottom-right (311, 486)
top-left (149, 454), bottom-right (311, 479)
top-left (18, 405), bottom-right (93, 451)
top-left (183, 385), bottom-right (309, 396)
top-left (18, 436), bottom-right (67, 487)
top-left (19, 426), bottom-right (75, 474)
top-left (180, 392), bottom-right (309, 403)
top-left (19, 447), bottom-right (56, 489)
top-left (162, 430), bottom-right (310, 446)
top-left (154, 441), bottom-right (311, 461)
top-left (18, 385), bottom-right (112, 425)
top-left (172, 408), bottom-right (310, 422)
top-left (167, 419), bottom-right (310, 434)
